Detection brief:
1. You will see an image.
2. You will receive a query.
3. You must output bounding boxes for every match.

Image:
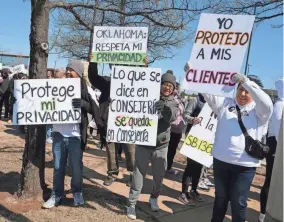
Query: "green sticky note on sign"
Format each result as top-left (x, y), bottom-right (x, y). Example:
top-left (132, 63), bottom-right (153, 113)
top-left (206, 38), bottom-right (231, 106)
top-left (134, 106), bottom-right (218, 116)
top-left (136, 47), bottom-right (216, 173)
top-left (91, 52), bottom-right (147, 65)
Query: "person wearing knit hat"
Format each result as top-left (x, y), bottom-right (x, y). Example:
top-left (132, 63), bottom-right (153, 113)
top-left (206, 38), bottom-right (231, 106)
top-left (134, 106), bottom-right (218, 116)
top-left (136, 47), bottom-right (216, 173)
top-left (66, 60), bottom-right (84, 78)
top-left (126, 70), bottom-right (179, 220)
top-left (43, 60), bottom-right (101, 209)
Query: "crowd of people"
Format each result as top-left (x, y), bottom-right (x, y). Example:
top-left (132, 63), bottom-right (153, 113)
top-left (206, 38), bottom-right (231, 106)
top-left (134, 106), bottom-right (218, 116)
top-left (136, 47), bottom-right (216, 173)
top-left (0, 60), bottom-right (282, 222)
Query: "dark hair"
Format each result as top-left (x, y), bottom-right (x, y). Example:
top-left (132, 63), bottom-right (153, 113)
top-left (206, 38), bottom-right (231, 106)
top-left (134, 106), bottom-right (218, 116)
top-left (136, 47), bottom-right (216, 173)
top-left (237, 75), bottom-right (263, 89)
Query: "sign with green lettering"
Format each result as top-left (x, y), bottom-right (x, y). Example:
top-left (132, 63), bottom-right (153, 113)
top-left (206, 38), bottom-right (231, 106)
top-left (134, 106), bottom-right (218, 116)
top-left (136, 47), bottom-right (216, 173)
top-left (91, 26), bottom-right (148, 65)
top-left (13, 79), bottom-right (81, 125)
top-left (106, 66), bottom-right (161, 146)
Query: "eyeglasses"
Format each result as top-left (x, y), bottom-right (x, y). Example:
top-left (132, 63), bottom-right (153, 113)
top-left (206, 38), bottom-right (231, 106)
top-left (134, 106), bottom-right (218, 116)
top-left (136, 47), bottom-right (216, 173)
top-left (162, 83), bottom-right (174, 90)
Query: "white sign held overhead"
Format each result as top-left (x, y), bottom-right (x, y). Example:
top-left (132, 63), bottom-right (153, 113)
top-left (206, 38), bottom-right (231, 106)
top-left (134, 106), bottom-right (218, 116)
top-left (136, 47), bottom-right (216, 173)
top-left (91, 26), bottom-right (148, 65)
top-left (182, 13), bottom-right (255, 97)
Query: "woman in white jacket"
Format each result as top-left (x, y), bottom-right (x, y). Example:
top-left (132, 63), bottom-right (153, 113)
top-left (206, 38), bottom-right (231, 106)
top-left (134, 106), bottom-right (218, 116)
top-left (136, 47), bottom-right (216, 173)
top-left (196, 72), bottom-right (273, 222)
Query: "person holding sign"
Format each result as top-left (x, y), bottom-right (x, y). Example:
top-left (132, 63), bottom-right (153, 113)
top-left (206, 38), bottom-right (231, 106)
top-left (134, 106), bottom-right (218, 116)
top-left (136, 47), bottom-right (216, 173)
top-left (193, 68), bottom-right (273, 221)
top-left (88, 62), bottom-right (135, 187)
top-left (178, 94), bottom-right (209, 206)
top-left (126, 71), bottom-right (178, 220)
top-left (166, 80), bottom-right (186, 175)
top-left (43, 60), bottom-right (101, 209)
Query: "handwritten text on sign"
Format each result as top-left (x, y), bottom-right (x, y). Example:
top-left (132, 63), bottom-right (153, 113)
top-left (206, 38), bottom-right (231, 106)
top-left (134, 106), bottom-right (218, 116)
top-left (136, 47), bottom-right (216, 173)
top-left (13, 79), bottom-right (81, 125)
top-left (180, 103), bottom-right (218, 167)
top-left (91, 26), bottom-right (148, 65)
top-left (182, 14), bottom-right (255, 97)
top-left (106, 66), bottom-right (161, 146)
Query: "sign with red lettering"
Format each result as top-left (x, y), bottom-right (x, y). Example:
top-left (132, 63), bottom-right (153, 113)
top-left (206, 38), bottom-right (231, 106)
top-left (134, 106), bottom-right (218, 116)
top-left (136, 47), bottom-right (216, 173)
top-left (182, 13), bottom-right (255, 97)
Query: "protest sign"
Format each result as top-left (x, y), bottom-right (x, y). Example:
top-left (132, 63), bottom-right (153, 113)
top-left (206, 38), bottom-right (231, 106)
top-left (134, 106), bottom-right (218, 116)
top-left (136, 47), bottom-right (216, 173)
top-left (0, 63), bottom-right (2, 70)
top-left (106, 66), bottom-right (161, 146)
top-left (182, 13), bottom-right (255, 97)
top-left (91, 26), bottom-right (148, 65)
top-left (11, 64), bottom-right (26, 74)
top-left (13, 78), bottom-right (81, 125)
top-left (180, 103), bottom-right (218, 167)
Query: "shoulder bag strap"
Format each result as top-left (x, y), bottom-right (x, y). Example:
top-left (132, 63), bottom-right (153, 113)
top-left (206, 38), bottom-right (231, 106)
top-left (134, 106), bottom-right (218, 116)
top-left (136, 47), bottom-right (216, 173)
top-left (236, 105), bottom-right (249, 137)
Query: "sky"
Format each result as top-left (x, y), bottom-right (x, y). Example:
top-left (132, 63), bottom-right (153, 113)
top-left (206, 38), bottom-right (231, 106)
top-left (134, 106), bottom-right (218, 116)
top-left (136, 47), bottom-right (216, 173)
top-left (0, 1), bottom-right (283, 90)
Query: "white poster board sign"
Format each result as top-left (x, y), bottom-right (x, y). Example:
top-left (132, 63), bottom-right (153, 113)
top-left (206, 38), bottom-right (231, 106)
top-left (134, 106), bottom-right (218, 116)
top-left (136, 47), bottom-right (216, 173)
top-left (180, 103), bottom-right (218, 167)
top-left (13, 78), bottom-right (81, 125)
top-left (106, 66), bottom-right (161, 146)
top-left (182, 13), bottom-right (255, 97)
top-left (91, 26), bottom-right (148, 65)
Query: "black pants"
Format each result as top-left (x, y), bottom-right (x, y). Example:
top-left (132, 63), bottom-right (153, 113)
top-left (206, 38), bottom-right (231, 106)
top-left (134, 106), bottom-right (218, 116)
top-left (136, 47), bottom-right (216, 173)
top-left (167, 132), bottom-right (182, 170)
top-left (260, 136), bottom-right (277, 214)
top-left (182, 158), bottom-right (203, 192)
top-left (89, 127), bottom-right (94, 135)
top-left (0, 91), bottom-right (10, 119)
top-left (117, 143), bottom-right (123, 156)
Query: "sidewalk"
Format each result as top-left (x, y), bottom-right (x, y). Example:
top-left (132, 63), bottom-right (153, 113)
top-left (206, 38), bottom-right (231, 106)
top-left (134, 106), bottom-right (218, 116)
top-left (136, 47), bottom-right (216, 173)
top-left (0, 121), bottom-right (279, 222)
top-left (83, 142), bottom-right (274, 222)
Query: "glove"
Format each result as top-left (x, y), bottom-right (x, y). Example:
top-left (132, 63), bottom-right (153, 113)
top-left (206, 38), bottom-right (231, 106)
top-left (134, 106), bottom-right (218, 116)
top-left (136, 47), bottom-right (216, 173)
top-left (231, 74), bottom-right (248, 84)
top-left (72, 98), bottom-right (87, 109)
top-left (155, 100), bottom-right (165, 111)
top-left (11, 96), bottom-right (17, 104)
top-left (184, 62), bottom-right (191, 73)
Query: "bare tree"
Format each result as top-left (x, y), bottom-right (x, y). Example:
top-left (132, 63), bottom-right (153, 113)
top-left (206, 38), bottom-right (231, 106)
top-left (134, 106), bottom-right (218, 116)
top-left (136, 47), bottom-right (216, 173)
top-left (214, 0), bottom-right (283, 25)
top-left (49, 0), bottom-right (283, 63)
top-left (49, 0), bottom-right (219, 63)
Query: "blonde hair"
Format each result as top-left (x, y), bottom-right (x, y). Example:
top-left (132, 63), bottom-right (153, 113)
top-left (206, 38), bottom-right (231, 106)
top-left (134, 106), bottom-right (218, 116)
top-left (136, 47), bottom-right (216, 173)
top-left (54, 69), bottom-right (66, 79)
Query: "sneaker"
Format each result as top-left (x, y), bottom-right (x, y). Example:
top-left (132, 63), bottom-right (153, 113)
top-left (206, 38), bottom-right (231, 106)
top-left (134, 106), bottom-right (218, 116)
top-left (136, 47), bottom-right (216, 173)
top-left (46, 137), bottom-right (53, 144)
top-left (126, 205), bottom-right (136, 220)
top-left (42, 195), bottom-right (62, 209)
top-left (149, 197), bottom-right (159, 212)
top-left (189, 190), bottom-right (204, 202)
top-left (103, 176), bottom-right (116, 186)
top-left (198, 181), bottom-right (210, 191)
top-left (258, 213), bottom-right (266, 222)
top-left (204, 178), bottom-right (214, 187)
top-left (178, 193), bottom-right (196, 206)
top-left (166, 168), bottom-right (179, 175)
top-left (126, 173), bottom-right (133, 187)
top-left (74, 192), bottom-right (84, 207)
top-left (118, 156), bottom-right (123, 163)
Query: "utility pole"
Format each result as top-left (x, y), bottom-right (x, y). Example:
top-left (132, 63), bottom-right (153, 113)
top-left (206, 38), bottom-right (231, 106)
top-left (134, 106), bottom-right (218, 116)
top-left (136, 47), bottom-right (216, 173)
top-left (244, 2), bottom-right (262, 76)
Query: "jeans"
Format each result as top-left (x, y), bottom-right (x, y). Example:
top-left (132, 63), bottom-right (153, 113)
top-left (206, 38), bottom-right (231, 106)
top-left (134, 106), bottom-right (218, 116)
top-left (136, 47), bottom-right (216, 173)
top-left (167, 132), bottom-right (182, 170)
top-left (182, 158), bottom-right (203, 193)
top-left (52, 132), bottom-right (83, 197)
top-left (0, 91), bottom-right (10, 119)
top-left (260, 136), bottom-right (277, 214)
top-left (211, 158), bottom-right (256, 222)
